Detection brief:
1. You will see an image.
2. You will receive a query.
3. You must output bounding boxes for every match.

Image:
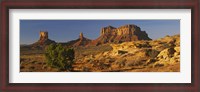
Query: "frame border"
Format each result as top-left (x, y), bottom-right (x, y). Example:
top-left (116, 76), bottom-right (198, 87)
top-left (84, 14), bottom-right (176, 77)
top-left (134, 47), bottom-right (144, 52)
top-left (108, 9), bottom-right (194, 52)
top-left (1, 0), bottom-right (199, 92)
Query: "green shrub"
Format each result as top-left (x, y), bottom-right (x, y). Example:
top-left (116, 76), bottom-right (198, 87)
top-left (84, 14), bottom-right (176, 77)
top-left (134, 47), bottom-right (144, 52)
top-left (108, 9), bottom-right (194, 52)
top-left (45, 44), bottom-right (74, 71)
top-left (65, 48), bottom-right (75, 70)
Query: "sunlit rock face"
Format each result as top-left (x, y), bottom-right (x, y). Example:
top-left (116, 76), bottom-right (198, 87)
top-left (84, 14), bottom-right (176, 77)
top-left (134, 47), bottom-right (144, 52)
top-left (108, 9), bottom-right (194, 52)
top-left (39, 31), bottom-right (49, 43)
top-left (89, 24), bottom-right (151, 46)
top-left (31, 31), bottom-right (56, 48)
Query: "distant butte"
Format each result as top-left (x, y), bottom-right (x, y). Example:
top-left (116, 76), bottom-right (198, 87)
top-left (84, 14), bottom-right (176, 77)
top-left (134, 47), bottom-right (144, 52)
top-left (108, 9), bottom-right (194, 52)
top-left (73, 32), bottom-right (91, 47)
top-left (88, 24), bottom-right (151, 46)
top-left (28, 24), bottom-right (152, 48)
top-left (31, 31), bottom-right (56, 48)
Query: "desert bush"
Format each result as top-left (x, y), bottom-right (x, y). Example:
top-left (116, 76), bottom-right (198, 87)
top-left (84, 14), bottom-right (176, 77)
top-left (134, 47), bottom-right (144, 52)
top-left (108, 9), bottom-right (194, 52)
top-left (45, 44), bottom-right (74, 70)
top-left (146, 49), bottom-right (159, 58)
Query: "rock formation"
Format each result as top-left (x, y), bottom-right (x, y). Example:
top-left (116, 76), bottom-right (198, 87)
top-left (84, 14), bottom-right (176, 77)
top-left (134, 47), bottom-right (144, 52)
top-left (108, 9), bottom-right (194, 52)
top-left (32, 31), bottom-right (56, 48)
top-left (79, 32), bottom-right (84, 40)
top-left (29, 24), bottom-right (152, 48)
top-left (38, 31), bottom-right (49, 43)
top-left (74, 34), bottom-right (180, 72)
top-left (64, 32), bottom-right (92, 47)
top-left (89, 24), bottom-right (151, 46)
top-left (73, 32), bottom-right (91, 47)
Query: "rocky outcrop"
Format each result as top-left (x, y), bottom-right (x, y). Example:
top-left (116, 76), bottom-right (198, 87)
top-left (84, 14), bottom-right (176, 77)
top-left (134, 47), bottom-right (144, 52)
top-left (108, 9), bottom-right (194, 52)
top-left (73, 32), bottom-right (91, 47)
top-left (39, 31), bottom-right (48, 41)
top-left (31, 31), bottom-right (56, 48)
top-left (30, 24), bottom-right (151, 47)
top-left (63, 32), bottom-right (92, 47)
top-left (74, 34), bottom-right (180, 72)
top-left (89, 24), bottom-right (151, 46)
top-left (79, 32), bottom-right (84, 40)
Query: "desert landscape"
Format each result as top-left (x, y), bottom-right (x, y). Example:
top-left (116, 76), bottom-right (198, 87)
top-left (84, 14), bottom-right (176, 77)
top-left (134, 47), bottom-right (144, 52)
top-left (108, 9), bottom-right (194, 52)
top-left (20, 24), bottom-right (180, 72)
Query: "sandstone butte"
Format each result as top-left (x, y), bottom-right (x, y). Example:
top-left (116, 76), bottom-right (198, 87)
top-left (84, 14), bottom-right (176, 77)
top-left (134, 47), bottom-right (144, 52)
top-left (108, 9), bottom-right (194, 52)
top-left (31, 31), bottom-right (56, 48)
top-left (89, 24), bottom-right (151, 46)
top-left (30, 24), bottom-right (152, 47)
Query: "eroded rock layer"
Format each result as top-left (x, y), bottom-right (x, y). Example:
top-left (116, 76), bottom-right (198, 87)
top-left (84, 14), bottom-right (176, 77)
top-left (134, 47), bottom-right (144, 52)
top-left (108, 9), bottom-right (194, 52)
top-left (89, 24), bottom-right (151, 46)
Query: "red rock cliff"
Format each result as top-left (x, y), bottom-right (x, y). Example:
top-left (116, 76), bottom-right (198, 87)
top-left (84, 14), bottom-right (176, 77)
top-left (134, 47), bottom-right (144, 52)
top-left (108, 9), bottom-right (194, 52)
top-left (89, 24), bottom-right (151, 46)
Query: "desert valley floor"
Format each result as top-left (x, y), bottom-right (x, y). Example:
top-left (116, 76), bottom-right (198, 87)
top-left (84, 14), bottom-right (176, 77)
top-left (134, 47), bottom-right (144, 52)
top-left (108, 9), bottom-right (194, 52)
top-left (20, 34), bottom-right (180, 72)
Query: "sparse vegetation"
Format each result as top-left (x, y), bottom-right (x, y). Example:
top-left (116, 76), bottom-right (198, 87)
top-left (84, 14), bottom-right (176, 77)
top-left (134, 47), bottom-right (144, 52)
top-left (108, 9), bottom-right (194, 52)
top-left (45, 44), bottom-right (75, 71)
top-left (20, 34), bottom-right (180, 72)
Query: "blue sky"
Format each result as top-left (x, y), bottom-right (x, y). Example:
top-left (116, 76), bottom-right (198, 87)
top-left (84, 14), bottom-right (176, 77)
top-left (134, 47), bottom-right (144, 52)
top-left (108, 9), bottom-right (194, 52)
top-left (20, 20), bottom-right (180, 44)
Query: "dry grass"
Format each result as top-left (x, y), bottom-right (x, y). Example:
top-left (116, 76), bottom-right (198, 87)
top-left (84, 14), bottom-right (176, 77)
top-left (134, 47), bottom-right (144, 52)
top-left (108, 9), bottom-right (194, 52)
top-left (20, 54), bottom-right (60, 72)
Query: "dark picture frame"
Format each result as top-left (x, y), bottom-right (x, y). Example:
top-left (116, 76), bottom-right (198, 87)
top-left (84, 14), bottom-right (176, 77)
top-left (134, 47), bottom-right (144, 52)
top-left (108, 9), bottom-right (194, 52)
top-left (0, 0), bottom-right (199, 92)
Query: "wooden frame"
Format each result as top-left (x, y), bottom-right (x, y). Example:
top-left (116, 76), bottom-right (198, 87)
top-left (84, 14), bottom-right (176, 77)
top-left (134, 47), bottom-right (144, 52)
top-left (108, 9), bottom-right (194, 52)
top-left (0, 0), bottom-right (199, 92)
